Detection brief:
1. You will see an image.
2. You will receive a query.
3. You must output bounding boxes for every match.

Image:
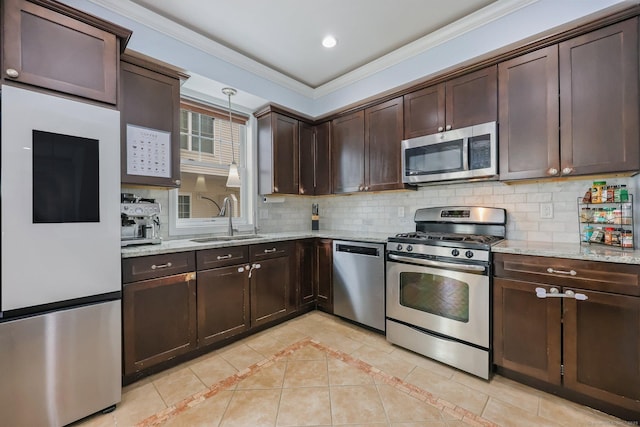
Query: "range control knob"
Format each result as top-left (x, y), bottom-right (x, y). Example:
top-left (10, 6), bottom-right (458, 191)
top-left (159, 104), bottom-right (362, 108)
top-left (407, 245), bottom-right (413, 252)
top-left (465, 250), bottom-right (474, 259)
top-left (396, 244), bottom-right (403, 251)
top-left (451, 249), bottom-right (460, 257)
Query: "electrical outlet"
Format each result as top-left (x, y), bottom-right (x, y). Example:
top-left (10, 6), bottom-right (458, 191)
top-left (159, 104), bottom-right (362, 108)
top-left (397, 206), bottom-right (405, 218)
top-left (259, 209), bottom-right (269, 219)
top-left (540, 203), bottom-right (553, 219)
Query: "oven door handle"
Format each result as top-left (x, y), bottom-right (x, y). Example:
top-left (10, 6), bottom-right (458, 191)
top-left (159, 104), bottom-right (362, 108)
top-left (388, 253), bottom-right (486, 273)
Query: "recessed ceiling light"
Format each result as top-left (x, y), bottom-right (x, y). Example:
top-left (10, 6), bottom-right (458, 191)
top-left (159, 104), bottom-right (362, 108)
top-left (322, 35), bottom-right (337, 48)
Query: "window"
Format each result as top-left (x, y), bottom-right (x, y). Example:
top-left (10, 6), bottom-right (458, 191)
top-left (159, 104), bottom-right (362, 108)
top-left (178, 194), bottom-right (191, 219)
top-left (169, 98), bottom-right (253, 236)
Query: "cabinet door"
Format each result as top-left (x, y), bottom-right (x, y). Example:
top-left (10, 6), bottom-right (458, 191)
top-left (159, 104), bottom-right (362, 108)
top-left (498, 46), bottom-right (560, 180)
top-left (251, 256), bottom-right (290, 327)
top-left (563, 288), bottom-right (640, 415)
top-left (404, 83), bottom-right (445, 138)
top-left (299, 122), bottom-right (315, 195)
top-left (273, 114), bottom-right (299, 194)
top-left (2, 0), bottom-right (120, 104)
top-left (445, 66), bottom-right (497, 130)
top-left (493, 278), bottom-right (561, 384)
top-left (365, 96), bottom-right (405, 192)
top-left (197, 265), bottom-right (250, 347)
top-left (120, 59), bottom-right (181, 187)
top-left (122, 272), bottom-right (197, 376)
top-left (297, 239), bottom-right (315, 308)
top-left (315, 239), bottom-right (333, 313)
top-left (332, 111), bottom-right (365, 194)
top-left (559, 18), bottom-right (639, 177)
top-left (315, 121), bottom-right (332, 195)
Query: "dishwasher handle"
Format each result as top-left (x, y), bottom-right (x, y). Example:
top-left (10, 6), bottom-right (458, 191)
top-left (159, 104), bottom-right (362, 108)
top-left (335, 244), bottom-right (380, 257)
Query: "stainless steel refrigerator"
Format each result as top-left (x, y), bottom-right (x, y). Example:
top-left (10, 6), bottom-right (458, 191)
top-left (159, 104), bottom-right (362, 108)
top-left (0, 85), bottom-right (122, 426)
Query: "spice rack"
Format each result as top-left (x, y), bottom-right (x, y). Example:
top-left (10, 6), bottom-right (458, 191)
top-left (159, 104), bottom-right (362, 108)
top-left (578, 195), bottom-right (634, 249)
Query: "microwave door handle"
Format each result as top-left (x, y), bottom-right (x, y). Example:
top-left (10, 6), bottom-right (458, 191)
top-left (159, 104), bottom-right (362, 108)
top-left (388, 254), bottom-right (486, 273)
top-left (462, 137), bottom-right (469, 171)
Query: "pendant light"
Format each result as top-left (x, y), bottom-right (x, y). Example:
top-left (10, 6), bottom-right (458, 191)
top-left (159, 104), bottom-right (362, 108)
top-left (222, 87), bottom-right (241, 188)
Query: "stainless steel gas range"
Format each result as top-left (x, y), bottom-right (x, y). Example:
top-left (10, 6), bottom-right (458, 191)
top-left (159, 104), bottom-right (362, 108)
top-left (386, 206), bottom-right (506, 379)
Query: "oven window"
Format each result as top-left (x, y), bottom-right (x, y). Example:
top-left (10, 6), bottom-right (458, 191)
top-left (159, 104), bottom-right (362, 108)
top-left (399, 272), bottom-right (469, 322)
top-left (405, 139), bottom-right (463, 176)
top-left (32, 130), bottom-right (100, 223)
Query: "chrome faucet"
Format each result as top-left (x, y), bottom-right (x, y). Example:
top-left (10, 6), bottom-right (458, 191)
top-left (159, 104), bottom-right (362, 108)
top-left (219, 195), bottom-right (234, 236)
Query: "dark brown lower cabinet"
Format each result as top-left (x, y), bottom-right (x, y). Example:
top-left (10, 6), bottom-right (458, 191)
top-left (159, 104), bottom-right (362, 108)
top-left (250, 242), bottom-right (293, 327)
top-left (197, 265), bottom-right (250, 347)
top-left (297, 239), bottom-right (316, 308)
top-left (493, 278), bottom-right (561, 384)
top-left (122, 272), bottom-right (197, 377)
top-left (316, 239), bottom-right (333, 313)
top-left (563, 289), bottom-right (640, 415)
top-left (493, 253), bottom-right (640, 420)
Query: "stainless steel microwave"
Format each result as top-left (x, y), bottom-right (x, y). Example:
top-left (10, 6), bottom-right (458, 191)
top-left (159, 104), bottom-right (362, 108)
top-left (402, 121), bottom-right (497, 185)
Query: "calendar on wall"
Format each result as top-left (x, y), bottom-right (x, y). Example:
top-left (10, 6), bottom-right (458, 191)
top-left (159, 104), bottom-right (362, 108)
top-left (126, 124), bottom-right (171, 178)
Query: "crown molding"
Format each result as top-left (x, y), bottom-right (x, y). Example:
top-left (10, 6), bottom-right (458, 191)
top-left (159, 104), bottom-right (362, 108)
top-left (90, 0), bottom-right (538, 100)
top-left (88, 0), bottom-right (315, 98)
top-left (312, 0), bottom-right (538, 98)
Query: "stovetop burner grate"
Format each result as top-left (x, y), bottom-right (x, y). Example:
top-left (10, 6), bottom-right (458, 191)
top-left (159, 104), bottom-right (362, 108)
top-left (393, 231), bottom-right (502, 245)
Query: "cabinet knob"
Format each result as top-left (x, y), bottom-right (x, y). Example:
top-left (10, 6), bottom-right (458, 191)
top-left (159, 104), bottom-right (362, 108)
top-left (547, 168), bottom-right (558, 176)
top-left (274, 186), bottom-right (279, 193)
top-left (562, 167), bottom-right (574, 175)
top-left (174, 179), bottom-right (181, 186)
top-left (358, 185), bottom-right (364, 191)
top-left (5, 68), bottom-right (19, 78)
top-left (300, 187), bottom-right (305, 194)
top-left (445, 125), bottom-right (452, 131)
top-left (364, 186), bottom-right (369, 191)
top-left (437, 126), bottom-right (444, 132)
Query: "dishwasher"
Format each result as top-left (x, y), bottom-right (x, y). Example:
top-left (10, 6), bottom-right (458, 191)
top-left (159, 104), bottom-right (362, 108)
top-left (332, 240), bottom-right (385, 332)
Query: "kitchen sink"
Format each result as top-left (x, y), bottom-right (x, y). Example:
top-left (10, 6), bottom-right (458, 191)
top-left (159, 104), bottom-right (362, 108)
top-left (190, 234), bottom-right (264, 243)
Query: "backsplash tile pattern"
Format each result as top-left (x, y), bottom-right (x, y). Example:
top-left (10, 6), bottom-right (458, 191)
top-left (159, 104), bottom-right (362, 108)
top-left (125, 176), bottom-right (638, 245)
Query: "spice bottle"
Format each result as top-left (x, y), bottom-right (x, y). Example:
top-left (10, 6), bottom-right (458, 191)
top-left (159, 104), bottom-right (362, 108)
top-left (622, 230), bottom-right (634, 248)
top-left (592, 181), bottom-right (606, 203)
top-left (620, 185), bottom-right (629, 202)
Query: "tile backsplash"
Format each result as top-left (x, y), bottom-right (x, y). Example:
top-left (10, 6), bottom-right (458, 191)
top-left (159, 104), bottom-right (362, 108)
top-left (126, 175), bottom-right (639, 245)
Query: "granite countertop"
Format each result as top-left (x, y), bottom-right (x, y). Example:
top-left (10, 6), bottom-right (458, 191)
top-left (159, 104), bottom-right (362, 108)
top-left (121, 230), bottom-right (391, 258)
top-left (493, 240), bottom-right (640, 265)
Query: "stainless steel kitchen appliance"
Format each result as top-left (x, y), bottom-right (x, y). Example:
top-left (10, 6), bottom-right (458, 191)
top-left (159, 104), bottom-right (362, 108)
top-left (121, 193), bottom-right (162, 246)
top-left (0, 85), bottom-right (122, 426)
top-left (401, 121), bottom-right (497, 185)
top-left (386, 206), bottom-right (506, 379)
top-left (333, 241), bottom-right (385, 332)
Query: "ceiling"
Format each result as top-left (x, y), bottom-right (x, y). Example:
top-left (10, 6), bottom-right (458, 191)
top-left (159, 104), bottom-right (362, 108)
top-left (129, 0), bottom-right (497, 88)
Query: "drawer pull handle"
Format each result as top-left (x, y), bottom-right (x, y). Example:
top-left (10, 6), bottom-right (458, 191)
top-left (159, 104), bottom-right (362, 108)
top-left (535, 287), bottom-right (588, 300)
top-left (217, 254), bottom-right (233, 260)
top-left (546, 268), bottom-right (576, 276)
top-left (264, 248), bottom-right (277, 253)
top-left (151, 262), bottom-right (172, 270)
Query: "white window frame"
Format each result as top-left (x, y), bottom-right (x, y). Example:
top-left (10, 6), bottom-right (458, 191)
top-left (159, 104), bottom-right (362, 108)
top-left (177, 193), bottom-right (192, 219)
top-left (168, 113), bottom-right (257, 237)
top-left (180, 110), bottom-right (216, 155)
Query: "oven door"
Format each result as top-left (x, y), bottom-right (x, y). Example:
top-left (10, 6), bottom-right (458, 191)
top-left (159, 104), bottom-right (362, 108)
top-left (386, 256), bottom-right (489, 348)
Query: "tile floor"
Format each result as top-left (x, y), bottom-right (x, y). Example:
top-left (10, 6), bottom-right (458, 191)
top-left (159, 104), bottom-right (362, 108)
top-left (75, 311), bottom-right (627, 427)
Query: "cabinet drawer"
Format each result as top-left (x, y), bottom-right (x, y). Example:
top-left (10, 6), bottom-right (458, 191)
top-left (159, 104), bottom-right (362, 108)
top-left (250, 241), bottom-right (293, 260)
top-left (197, 246), bottom-right (249, 271)
top-left (494, 253), bottom-right (640, 296)
top-left (122, 252), bottom-right (195, 283)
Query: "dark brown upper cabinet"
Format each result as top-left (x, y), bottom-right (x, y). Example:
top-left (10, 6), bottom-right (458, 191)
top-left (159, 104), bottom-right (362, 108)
top-left (498, 45), bottom-right (560, 180)
top-left (499, 18), bottom-right (639, 181)
top-left (2, 0), bottom-right (130, 104)
top-left (258, 112), bottom-right (299, 195)
top-left (559, 18), bottom-right (639, 177)
top-left (332, 96), bottom-right (405, 194)
top-left (331, 110), bottom-right (365, 194)
top-left (404, 66), bottom-right (497, 139)
top-left (299, 121), bottom-right (331, 195)
top-left (119, 53), bottom-right (186, 187)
